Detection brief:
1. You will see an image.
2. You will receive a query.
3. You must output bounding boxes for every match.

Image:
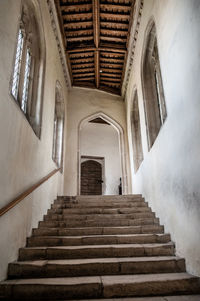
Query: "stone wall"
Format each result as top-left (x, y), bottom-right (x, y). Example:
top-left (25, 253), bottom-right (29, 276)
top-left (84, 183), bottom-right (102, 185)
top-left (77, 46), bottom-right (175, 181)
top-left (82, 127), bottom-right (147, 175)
top-left (0, 0), bottom-right (69, 280)
top-left (125, 0), bottom-right (200, 276)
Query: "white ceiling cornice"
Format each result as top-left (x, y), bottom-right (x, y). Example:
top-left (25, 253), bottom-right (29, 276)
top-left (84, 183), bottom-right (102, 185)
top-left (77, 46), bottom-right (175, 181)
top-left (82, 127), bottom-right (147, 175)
top-left (122, 0), bottom-right (144, 98)
top-left (46, 0), bottom-right (71, 89)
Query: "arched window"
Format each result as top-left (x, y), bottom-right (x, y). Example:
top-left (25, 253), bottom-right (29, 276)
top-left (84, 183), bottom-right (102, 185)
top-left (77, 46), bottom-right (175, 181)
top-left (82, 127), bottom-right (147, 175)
top-left (11, 0), bottom-right (45, 138)
top-left (130, 90), bottom-right (143, 172)
top-left (52, 82), bottom-right (65, 169)
top-left (142, 21), bottom-right (167, 149)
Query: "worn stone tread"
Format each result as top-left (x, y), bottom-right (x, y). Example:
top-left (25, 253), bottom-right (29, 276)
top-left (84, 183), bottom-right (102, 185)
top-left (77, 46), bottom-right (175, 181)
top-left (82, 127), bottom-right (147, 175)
top-left (1, 273), bottom-right (200, 299)
top-left (8, 256), bottom-right (186, 278)
top-left (38, 217), bottom-right (160, 228)
top-left (27, 233), bottom-right (170, 247)
top-left (19, 242), bottom-right (175, 261)
top-left (32, 225), bottom-right (164, 236)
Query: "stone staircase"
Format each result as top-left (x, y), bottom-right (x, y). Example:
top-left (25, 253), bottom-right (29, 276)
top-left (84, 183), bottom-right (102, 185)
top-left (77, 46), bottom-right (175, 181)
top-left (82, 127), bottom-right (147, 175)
top-left (0, 195), bottom-right (200, 300)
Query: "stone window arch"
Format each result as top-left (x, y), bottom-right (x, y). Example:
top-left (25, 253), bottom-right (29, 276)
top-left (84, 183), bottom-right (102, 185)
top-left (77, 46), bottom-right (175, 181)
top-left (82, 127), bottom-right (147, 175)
top-left (52, 82), bottom-right (65, 170)
top-left (130, 89), bottom-right (143, 172)
top-left (11, 0), bottom-right (46, 138)
top-left (141, 20), bottom-right (167, 149)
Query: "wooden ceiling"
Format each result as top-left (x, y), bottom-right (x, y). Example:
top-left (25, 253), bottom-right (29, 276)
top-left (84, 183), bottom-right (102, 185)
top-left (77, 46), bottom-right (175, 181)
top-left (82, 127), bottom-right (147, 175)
top-left (55, 0), bottom-right (135, 95)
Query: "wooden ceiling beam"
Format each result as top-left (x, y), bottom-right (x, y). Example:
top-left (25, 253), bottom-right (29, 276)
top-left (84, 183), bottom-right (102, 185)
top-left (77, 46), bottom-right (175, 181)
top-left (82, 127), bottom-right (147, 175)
top-left (67, 36), bottom-right (93, 42)
top-left (66, 29), bottom-right (93, 37)
top-left (100, 72), bottom-right (121, 78)
top-left (64, 21), bottom-right (93, 29)
top-left (100, 4), bottom-right (131, 12)
top-left (100, 36), bottom-right (127, 43)
top-left (100, 58), bottom-right (124, 63)
top-left (101, 63), bottom-right (123, 68)
top-left (101, 67), bottom-right (122, 73)
top-left (62, 13), bottom-right (92, 21)
top-left (101, 0), bottom-right (131, 4)
top-left (73, 73), bottom-right (95, 78)
top-left (68, 48), bottom-right (96, 54)
top-left (100, 29), bottom-right (128, 37)
top-left (101, 22), bottom-right (129, 30)
top-left (74, 76), bottom-right (95, 81)
top-left (100, 47), bottom-right (126, 53)
top-left (71, 58), bottom-right (94, 64)
top-left (72, 63), bottom-right (94, 69)
top-left (100, 77), bottom-right (121, 82)
top-left (72, 66), bottom-right (94, 75)
top-left (61, 4), bottom-right (92, 12)
top-left (94, 50), bottom-right (100, 88)
top-left (93, 0), bottom-right (100, 48)
top-left (100, 13), bottom-right (130, 21)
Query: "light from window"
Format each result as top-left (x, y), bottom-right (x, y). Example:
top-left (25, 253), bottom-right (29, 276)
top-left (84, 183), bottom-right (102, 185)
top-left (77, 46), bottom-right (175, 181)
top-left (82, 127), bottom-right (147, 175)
top-left (22, 48), bottom-right (32, 113)
top-left (11, 29), bottom-right (24, 99)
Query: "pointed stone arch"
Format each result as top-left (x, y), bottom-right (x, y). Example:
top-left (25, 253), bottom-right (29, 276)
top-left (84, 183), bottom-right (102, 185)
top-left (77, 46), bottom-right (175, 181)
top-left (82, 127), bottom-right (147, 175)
top-left (77, 112), bottom-right (128, 195)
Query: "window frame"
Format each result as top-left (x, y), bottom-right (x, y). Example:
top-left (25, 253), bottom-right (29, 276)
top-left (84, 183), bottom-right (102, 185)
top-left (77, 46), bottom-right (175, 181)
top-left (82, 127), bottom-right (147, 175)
top-left (10, 1), bottom-right (46, 139)
top-left (52, 82), bottom-right (65, 172)
top-left (141, 20), bottom-right (167, 150)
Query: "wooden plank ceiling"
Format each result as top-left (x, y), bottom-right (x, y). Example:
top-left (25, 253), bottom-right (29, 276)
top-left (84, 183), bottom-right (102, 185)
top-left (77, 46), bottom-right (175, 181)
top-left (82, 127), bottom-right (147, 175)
top-left (55, 0), bottom-right (135, 95)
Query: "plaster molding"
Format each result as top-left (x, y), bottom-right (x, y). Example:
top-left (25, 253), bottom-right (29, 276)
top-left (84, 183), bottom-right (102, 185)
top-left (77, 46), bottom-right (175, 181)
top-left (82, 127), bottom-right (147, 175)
top-left (46, 0), bottom-right (71, 88)
top-left (122, 0), bottom-right (144, 98)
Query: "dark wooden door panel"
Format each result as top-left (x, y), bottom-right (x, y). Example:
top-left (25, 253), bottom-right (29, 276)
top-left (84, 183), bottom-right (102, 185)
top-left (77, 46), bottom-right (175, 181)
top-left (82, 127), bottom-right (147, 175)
top-left (81, 160), bottom-right (102, 195)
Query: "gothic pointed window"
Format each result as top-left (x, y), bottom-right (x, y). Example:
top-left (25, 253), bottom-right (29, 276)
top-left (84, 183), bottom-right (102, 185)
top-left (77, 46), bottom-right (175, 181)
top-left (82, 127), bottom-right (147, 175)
top-left (142, 21), bottom-right (167, 149)
top-left (131, 90), bottom-right (143, 172)
top-left (11, 1), bottom-right (45, 138)
top-left (52, 82), bottom-right (65, 170)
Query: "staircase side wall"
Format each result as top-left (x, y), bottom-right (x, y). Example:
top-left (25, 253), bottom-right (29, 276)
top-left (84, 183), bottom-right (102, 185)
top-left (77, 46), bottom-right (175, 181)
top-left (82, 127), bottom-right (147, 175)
top-left (125, 0), bottom-right (200, 276)
top-left (0, 0), bottom-right (69, 280)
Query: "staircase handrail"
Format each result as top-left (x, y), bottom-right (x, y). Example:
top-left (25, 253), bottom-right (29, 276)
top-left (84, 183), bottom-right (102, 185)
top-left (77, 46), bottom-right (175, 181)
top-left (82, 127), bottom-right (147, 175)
top-left (0, 168), bottom-right (60, 217)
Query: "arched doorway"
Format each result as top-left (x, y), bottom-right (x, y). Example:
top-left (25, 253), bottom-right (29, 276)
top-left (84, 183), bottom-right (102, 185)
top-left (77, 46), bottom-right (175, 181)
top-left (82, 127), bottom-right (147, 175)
top-left (81, 160), bottom-right (102, 195)
top-left (77, 112), bottom-right (127, 195)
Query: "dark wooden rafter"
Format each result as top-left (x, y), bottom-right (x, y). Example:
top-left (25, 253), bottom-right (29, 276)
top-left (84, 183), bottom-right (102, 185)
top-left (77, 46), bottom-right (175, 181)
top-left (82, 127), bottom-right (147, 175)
top-left (93, 0), bottom-right (100, 88)
top-left (55, 0), bottom-right (136, 95)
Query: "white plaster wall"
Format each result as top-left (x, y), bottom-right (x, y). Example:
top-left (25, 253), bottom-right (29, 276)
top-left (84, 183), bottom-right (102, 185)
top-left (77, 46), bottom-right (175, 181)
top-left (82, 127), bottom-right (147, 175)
top-left (80, 122), bottom-right (122, 195)
top-left (126, 0), bottom-right (200, 276)
top-left (0, 0), bottom-right (68, 280)
top-left (64, 87), bottom-right (131, 195)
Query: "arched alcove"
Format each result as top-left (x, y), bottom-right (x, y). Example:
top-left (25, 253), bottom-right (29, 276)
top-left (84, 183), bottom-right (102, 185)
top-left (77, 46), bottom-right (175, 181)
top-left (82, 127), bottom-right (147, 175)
top-left (77, 112), bottom-right (127, 195)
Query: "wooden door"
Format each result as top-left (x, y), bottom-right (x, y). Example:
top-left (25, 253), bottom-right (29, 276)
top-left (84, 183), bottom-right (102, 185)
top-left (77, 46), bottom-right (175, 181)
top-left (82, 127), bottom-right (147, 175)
top-left (81, 160), bottom-right (102, 195)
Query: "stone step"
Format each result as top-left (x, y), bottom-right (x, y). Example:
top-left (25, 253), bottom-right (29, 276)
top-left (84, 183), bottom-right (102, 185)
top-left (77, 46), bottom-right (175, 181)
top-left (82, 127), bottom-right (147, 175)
top-left (27, 233), bottom-right (170, 247)
top-left (75, 194), bottom-right (143, 201)
top-left (53, 202), bottom-right (148, 209)
top-left (44, 212), bottom-right (156, 222)
top-left (1, 273), bottom-right (199, 300)
top-left (8, 256), bottom-right (185, 279)
top-left (33, 225), bottom-right (164, 237)
top-left (19, 242), bottom-right (175, 261)
top-left (42, 296), bottom-right (200, 301)
top-left (39, 218), bottom-right (160, 228)
top-left (56, 195), bottom-right (143, 203)
top-left (49, 207), bottom-right (152, 214)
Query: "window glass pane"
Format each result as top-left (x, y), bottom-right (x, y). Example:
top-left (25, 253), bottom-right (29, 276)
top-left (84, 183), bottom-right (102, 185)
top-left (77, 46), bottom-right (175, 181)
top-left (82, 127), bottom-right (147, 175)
top-left (11, 29), bottom-right (24, 99)
top-left (21, 48), bottom-right (31, 113)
